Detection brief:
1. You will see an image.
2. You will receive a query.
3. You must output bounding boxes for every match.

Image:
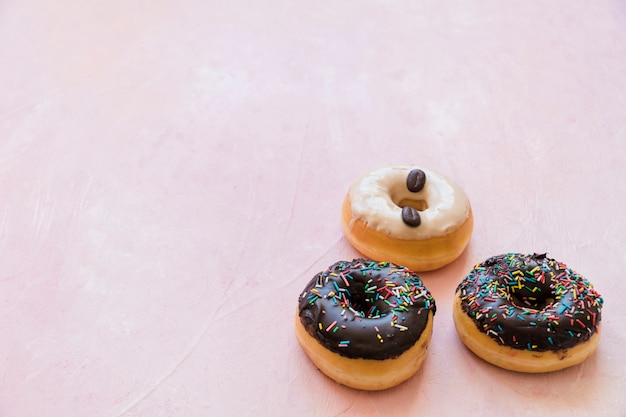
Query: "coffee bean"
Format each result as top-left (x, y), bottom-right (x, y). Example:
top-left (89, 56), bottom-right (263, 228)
top-left (402, 206), bottom-right (421, 227)
top-left (406, 169), bottom-right (426, 192)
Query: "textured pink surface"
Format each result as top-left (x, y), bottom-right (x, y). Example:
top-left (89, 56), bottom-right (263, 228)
top-left (1, 1), bottom-right (626, 416)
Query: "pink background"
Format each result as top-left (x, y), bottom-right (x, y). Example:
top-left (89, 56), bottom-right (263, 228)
top-left (1, 0), bottom-right (625, 416)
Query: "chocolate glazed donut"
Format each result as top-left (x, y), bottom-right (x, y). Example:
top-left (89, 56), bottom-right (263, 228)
top-left (456, 253), bottom-right (603, 352)
top-left (298, 259), bottom-right (436, 360)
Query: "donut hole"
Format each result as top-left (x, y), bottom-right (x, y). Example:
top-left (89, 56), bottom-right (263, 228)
top-left (396, 198), bottom-right (429, 211)
top-left (347, 287), bottom-right (387, 318)
top-left (509, 293), bottom-right (555, 311)
top-left (505, 277), bottom-right (554, 310)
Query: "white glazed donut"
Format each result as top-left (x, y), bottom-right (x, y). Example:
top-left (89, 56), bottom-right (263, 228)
top-left (341, 165), bottom-right (474, 271)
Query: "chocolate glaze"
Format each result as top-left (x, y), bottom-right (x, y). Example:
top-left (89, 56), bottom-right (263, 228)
top-left (456, 253), bottom-right (603, 352)
top-left (298, 259), bottom-right (436, 360)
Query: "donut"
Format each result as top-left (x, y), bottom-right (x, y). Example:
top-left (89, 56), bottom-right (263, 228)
top-left (341, 165), bottom-right (473, 271)
top-left (295, 259), bottom-right (436, 390)
top-left (453, 253), bottom-right (603, 373)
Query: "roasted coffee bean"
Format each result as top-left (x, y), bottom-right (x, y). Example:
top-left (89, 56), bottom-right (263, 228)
top-left (402, 206), bottom-right (421, 227)
top-left (406, 169), bottom-right (426, 192)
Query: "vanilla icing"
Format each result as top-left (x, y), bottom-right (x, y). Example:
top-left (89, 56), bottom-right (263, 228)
top-left (347, 165), bottom-right (470, 239)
